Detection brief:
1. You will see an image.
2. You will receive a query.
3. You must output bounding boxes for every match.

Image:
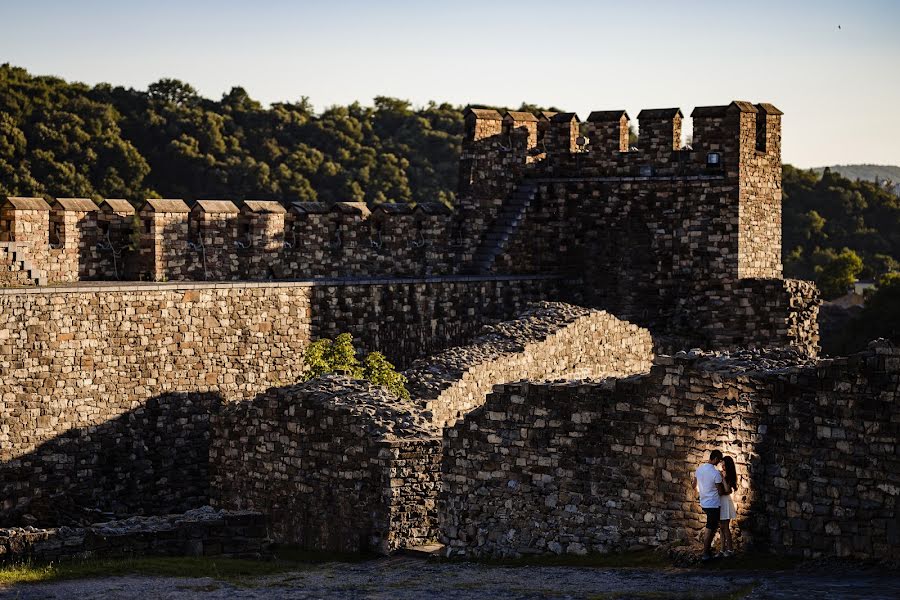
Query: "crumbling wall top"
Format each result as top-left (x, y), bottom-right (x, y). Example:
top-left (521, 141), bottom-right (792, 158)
top-left (414, 202), bottom-right (452, 216)
top-left (504, 111), bottom-right (538, 122)
top-left (551, 112), bottom-right (579, 123)
top-left (637, 107), bottom-right (683, 119)
top-left (333, 201), bottom-right (371, 217)
top-left (373, 203), bottom-right (415, 216)
top-left (587, 110), bottom-right (630, 122)
top-left (464, 108), bottom-right (503, 121)
top-left (289, 201), bottom-right (331, 215)
top-left (99, 199), bottom-right (135, 214)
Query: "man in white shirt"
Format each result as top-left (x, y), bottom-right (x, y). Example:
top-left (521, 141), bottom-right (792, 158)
top-left (692, 449), bottom-right (726, 561)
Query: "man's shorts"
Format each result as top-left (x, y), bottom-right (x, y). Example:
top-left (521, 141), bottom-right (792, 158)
top-left (703, 507), bottom-right (721, 530)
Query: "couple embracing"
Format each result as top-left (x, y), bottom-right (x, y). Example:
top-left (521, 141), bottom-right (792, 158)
top-left (693, 449), bottom-right (738, 561)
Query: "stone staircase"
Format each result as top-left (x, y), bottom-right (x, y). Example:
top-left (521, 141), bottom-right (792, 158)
top-left (469, 181), bottom-right (536, 273)
top-left (0, 242), bottom-right (47, 286)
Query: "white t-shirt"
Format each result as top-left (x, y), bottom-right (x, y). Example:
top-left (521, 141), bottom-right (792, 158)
top-left (695, 463), bottom-right (722, 509)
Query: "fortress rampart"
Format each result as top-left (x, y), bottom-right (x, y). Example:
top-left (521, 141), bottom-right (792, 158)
top-left (2, 100), bottom-right (873, 565)
top-left (0, 276), bottom-right (557, 525)
top-left (211, 303), bottom-right (654, 554)
top-left (441, 342), bottom-right (900, 561)
top-left (2, 100), bottom-right (818, 355)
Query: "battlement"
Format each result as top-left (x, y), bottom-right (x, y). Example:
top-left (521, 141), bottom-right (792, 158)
top-left (459, 100), bottom-right (782, 191)
top-left (1, 99), bottom-right (803, 355)
top-left (0, 196), bottom-right (463, 283)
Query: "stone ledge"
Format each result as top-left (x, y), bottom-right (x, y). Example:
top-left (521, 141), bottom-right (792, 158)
top-left (0, 274), bottom-right (565, 295)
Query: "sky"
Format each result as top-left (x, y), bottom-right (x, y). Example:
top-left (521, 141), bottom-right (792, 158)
top-left (1, 0), bottom-right (899, 168)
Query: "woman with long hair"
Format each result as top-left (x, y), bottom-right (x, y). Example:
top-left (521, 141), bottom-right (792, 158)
top-left (718, 456), bottom-right (738, 556)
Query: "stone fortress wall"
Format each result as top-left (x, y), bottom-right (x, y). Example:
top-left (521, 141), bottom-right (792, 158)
top-left (441, 342), bottom-right (900, 562)
top-left (4, 99), bottom-right (889, 565)
top-left (2, 101), bottom-right (819, 354)
top-left (0, 276), bottom-right (557, 526)
top-left (211, 302), bottom-right (654, 554)
top-left (457, 102), bottom-right (818, 354)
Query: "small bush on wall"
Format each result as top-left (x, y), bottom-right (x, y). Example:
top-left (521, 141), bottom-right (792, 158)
top-left (300, 333), bottom-right (410, 399)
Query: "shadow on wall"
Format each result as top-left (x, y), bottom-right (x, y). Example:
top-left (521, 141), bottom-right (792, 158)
top-left (0, 392), bottom-right (222, 527)
top-left (439, 346), bottom-right (898, 560)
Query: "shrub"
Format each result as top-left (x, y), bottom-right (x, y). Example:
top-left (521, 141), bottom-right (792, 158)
top-left (300, 333), bottom-right (410, 399)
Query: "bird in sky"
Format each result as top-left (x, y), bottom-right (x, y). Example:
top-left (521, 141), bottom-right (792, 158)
top-left (838, 25), bottom-right (842, 30)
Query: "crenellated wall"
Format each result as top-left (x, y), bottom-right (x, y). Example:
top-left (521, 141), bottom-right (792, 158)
top-left (456, 101), bottom-right (813, 353)
top-left (0, 197), bottom-right (471, 283)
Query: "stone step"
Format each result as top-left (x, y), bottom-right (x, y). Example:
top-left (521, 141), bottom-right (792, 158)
top-left (398, 543), bottom-right (446, 558)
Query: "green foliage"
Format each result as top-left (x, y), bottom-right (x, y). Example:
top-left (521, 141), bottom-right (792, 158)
top-left (361, 351), bottom-right (410, 400)
top-left (128, 212), bottom-right (143, 251)
top-left (300, 332), bottom-right (360, 379)
top-left (300, 333), bottom-right (409, 399)
top-left (813, 247), bottom-right (863, 299)
top-left (782, 165), bottom-right (900, 292)
top-left (0, 64), bottom-right (463, 206)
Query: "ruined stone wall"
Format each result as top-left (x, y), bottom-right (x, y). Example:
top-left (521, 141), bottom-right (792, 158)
top-left (210, 377), bottom-right (442, 554)
top-left (441, 344), bottom-right (899, 561)
top-left (0, 507), bottom-right (268, 564)
top-left (404, 302), bottom-right (654, 429)
top-left (0, 276), bottom-right (557, 525)
top-left (756, 343), bottom-right (900, 559)
top-left (213, 301), bottom-right (650, 555)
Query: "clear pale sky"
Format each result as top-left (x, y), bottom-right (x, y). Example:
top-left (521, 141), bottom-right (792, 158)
top-left (2, 0), bottom-right (899, 167)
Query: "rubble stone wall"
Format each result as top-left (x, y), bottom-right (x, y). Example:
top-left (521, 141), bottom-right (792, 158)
top-left (210, 377), bottom-right (442, 554)
top-left (0, 508), bottom-right (268, 564)
top-left (404, 303), bottom-right (654, 429)
top-left (442, 344), bottom-right (899, 561)
top-left (0, 276), bottom-right (557, 525)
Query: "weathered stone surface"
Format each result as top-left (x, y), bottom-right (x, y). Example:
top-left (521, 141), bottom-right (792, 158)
top-left (0, 506), bottom-right (268, 564)
top-left (404, 301), bottom-right (653, 428)
top-left (0, 276), bottom-right (557, 525)
top-left (441, 340), bottom-right (900, 561)
top-left (210, 376), bottom-right (441, 554)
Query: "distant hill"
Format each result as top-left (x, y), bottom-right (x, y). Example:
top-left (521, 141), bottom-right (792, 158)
top-left (812, 164), bottom-right (900, 188)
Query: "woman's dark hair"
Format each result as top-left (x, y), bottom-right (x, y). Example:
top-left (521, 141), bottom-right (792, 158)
top-left (723, 456), bottom-right (738, 490)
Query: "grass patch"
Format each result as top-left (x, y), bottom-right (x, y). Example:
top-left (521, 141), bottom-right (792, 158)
top-left (0, 556), bottom-right (293, 587)
top-left (0, 545), bottom-right (377, 588)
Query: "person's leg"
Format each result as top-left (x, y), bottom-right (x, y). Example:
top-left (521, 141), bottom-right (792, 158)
top-left (702, 508), bottom-right (720, 558)
top-left (719, 519), bottom-right (733, 552)
top-left (703, 525), bottom-right (716, 556)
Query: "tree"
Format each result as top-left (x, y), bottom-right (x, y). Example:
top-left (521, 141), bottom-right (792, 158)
top-left (815, 248), bottom-right (863, 299)
top-left (147, 79), bottom-right (199, 106)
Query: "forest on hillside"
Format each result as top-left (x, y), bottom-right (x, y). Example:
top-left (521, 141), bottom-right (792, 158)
top-left (1, 65), bottom-right (898, 349)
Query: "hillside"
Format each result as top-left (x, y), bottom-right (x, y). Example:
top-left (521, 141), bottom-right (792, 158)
top-left (812, 164), bottom-right (900, 188)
